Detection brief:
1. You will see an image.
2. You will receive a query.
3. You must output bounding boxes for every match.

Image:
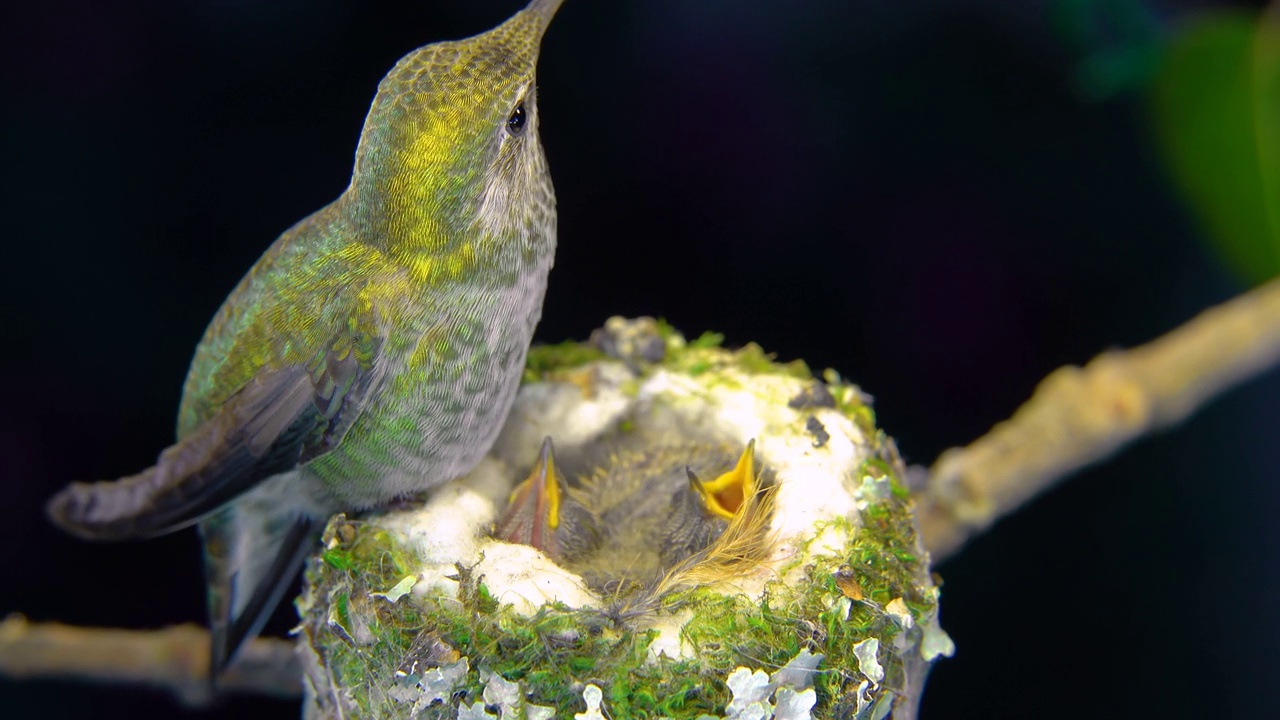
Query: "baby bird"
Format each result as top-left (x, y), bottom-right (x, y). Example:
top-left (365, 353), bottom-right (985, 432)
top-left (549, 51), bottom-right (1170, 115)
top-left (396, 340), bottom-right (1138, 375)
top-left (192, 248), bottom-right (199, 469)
top-left (496, 438), bottom-right (776, 613)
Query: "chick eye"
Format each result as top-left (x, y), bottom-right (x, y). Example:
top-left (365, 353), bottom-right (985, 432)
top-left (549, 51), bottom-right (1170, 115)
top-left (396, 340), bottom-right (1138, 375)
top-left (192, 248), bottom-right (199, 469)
top-left (506, 103), bottom-right (527, 136)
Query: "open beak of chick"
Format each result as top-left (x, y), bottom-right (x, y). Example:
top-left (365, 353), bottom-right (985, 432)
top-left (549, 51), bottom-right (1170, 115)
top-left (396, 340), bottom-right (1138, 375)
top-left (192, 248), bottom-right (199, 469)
top-left (686, 439), bottom-right (757, 520)
top-left (494, 437), bottom-right (774, 606)
top-left (494, 437), bottom-right (564, 558)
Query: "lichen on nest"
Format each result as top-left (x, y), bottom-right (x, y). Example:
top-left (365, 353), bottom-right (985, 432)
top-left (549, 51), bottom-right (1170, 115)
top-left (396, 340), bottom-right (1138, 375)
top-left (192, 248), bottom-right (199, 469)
top-left (298, 317), bottom-right (951, 719)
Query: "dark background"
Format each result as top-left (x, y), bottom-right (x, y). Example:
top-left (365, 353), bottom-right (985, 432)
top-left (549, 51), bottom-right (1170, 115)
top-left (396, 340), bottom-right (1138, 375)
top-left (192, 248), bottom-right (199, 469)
top-left (2, 0), bottom-right (1277, 717)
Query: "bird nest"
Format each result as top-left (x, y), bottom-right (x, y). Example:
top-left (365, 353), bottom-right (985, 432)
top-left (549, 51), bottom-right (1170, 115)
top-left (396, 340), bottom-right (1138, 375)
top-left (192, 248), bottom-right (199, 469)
top-left (298, 318), bottom-right (951, 720)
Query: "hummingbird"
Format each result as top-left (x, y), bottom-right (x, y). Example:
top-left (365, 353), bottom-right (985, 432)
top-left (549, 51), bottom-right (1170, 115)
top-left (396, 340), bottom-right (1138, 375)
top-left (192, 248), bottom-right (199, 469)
top-left (46, 0), bottom-right (566, 675)
top-left (496, 438), bottom-right (776, 617)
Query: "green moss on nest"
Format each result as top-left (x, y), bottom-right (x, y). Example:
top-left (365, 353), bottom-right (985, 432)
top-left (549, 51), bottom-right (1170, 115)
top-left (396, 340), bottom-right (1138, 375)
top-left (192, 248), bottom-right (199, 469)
top-left (525, 322), bottom-right (815, 389)
top-left (733, 343), bottom-right (812, 379)
top-left (653, 317), bottom-right (681, 341)
top-left (688, 331), bottom-right (726, 349)
top-left (661, 337), bottom-right (812, 385)
top-left (521, 340), bottom-right (607, 383)
top-left (817, 369), bottom-right (878, 439)
top-left (302, 459), bottom-right (934, 719)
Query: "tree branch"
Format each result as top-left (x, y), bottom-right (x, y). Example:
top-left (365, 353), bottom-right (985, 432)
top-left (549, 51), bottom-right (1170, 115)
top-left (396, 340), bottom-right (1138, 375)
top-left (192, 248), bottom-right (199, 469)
top-left (0, 614), bottom-right (301, 705)
top-left (918, 277), bottom-right (1280, 561)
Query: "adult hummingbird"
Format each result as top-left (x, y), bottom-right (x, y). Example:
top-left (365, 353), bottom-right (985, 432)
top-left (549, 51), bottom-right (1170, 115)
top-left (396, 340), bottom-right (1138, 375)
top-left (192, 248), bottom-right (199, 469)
top-left (47, 0), bottom-right (566, 675)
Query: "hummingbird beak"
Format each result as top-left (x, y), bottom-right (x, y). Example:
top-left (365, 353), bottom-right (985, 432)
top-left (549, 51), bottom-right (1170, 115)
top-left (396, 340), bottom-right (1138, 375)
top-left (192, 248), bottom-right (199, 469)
top-left (690, 440), bottom-right (758, 520)
top-left (495, 437), bottom-right (563, 557)
top-left (526, 0), bottom-right (566, 34)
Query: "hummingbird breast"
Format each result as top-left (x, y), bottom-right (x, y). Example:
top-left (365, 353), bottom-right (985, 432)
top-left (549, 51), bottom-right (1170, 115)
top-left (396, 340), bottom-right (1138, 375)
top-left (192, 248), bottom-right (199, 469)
top-left (305, 255), bottom-right (555, 510)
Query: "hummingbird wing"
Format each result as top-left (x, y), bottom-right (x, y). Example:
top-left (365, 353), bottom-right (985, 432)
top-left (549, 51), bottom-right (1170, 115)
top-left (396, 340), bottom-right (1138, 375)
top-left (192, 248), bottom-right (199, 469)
top-left (194, 332), bottom-right (389, 676)
top-left (46, 333), bottom-right (382, 541)
top-left (48, 333), bottom-right (383, 674)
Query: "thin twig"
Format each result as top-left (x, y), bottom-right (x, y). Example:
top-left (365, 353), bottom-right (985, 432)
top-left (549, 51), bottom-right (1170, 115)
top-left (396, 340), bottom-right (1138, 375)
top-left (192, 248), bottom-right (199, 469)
top-left (918, 277), bottom-right (1280, 561)
top-left (0, 614), bottom-right (302, 705)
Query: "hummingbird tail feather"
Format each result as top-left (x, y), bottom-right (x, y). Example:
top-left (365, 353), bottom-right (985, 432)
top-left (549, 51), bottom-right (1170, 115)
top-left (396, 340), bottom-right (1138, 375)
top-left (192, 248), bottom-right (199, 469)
top-left (204, 507), bottom-right (318, 676)
top-left (46, 366), bottom-right (321, 541)
top-left (46, 464), bottom-right (179, 541)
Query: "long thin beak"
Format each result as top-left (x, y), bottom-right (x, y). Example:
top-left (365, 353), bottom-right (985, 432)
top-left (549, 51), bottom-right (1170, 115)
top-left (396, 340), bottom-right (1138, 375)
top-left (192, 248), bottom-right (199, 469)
top-left (527, 0), bottom-right (566, 32)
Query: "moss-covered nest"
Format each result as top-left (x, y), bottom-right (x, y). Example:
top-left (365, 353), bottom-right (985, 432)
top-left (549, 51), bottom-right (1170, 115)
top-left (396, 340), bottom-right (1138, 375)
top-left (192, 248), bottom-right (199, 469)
top-left (298, 317), bottom-right (951, 720)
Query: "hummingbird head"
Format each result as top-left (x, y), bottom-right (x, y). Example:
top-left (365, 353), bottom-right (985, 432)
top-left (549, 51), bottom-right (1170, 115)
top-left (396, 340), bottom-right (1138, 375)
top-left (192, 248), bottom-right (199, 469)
top-left (350, 0), bottom-right (565, 262)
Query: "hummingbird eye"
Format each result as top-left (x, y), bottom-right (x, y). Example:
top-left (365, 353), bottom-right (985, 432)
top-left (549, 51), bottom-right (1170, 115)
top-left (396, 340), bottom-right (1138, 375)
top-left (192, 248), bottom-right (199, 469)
top-left (506, 103), bottom-right (527, 136)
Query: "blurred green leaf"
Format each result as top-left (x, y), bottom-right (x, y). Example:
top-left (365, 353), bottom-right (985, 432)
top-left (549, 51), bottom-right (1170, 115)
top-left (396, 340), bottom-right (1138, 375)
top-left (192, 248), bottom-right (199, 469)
top-left (1053, 0), bottom-right (1163, 101)
top-left (1151, 10), bottom-right (1280, 285)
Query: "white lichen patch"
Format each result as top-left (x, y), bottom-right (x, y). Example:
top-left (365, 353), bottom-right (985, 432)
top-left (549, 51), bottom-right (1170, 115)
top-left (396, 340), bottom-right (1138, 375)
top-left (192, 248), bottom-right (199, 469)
top-left (852, 638), bottom-right (884, 685)
top-left (770, 649), bottom-right (824, 690)
top-left (524, 706), bottom-right (554, 720)
top-left (480, 669), bottom-right (520, 709)
top-left (574, 684), bottom-right (606, 720)
top-left (422, 658), bottom-right (470, 701)
top-left (920, 614), bottom-right (956, 662)
top-left (479, 669), bottom-right (554, 720)
top-left (371, 575), bottom-right (418, 604)
top-left (389, 660), bottom-right (557, 720)
top-left (884, 597), bottom-right (914, 630)
top-left (693, 657), bottom-right (821, 720)
top-left (386, 657), bottom-right (471, 713)
top-left (725, 668), bottom-right (773, 716)
top-left (456, 701), bottom-right (496, 720)
top-left (774, 688), bottom-right (818, 720)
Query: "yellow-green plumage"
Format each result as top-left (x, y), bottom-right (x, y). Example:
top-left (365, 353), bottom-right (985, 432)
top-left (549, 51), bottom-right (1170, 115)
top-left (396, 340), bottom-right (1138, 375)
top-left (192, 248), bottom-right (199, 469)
top-left (47, 0), bottom-right (566, 678)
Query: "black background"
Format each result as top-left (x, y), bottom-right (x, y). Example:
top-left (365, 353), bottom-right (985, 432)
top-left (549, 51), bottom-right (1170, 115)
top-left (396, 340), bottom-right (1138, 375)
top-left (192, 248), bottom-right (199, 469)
top-left (3, 0), bottom-right (1278, 717)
